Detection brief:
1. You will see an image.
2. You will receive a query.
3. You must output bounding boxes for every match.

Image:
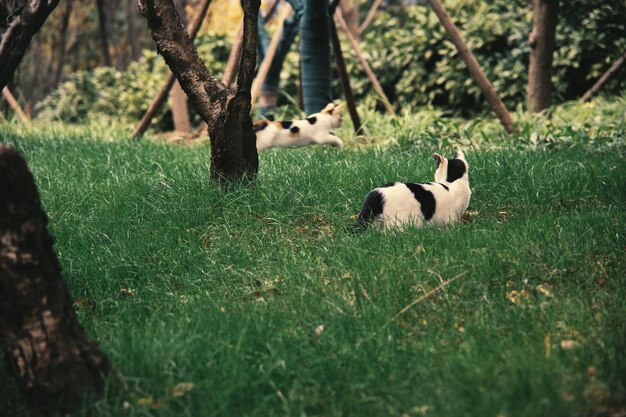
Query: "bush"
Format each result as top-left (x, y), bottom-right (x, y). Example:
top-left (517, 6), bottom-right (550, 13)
top-left (36, 33), bottom-right (231, 130)
top-left (342, 0), bottom-right (626, 114)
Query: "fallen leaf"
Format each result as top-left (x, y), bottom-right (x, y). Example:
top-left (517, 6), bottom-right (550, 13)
top-left (560, 339), bottom-right (578, 350)
top-left (342, 272), bottom-right (351, 280)
top-left (536, 283), bottom-right (553, 297)
top-left (314, 324), bottom-right (324, 336)
top-left (544, 333), bottom-right (551, 358)
top-left (171, 382), bottom-right (194, 398)
top-left (137, 397), bottom-right (160, 408)
top-left (415, 245), bottom-right (425, 254)
top-left (120, 288), bottom-right (136, 296)
top-left (506, 289), bottom-right (529, 304)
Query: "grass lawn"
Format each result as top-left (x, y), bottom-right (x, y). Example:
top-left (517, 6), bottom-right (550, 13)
top-left (0, 123), bottom-right (624, 416)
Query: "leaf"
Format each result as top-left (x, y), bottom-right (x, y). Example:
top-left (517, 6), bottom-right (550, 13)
top-left (171, 382), bottom-right (195, 398)
top-left (314, 324), bottom-right (324, 336)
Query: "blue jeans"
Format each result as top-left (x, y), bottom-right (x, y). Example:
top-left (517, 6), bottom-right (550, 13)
top-left (257, 0), bottom-right (332, 115)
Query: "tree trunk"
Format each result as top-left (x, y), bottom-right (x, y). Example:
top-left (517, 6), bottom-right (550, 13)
top-left (170, 0), bottom-right (192, 132)
top-left (527, 0), bottom-right (559, 113)
top-left (96, 0), bottom-right (113, 66)
top-left (339, 0), bottom-right (359, 40)
top-left (0, 145), bottom-right (111, 415)
top-left (125, 0), bottom-right (143, 61)
top-left (0, 0), bottom-right (60, 91)
top-left (54, 0), bottom-right (73, 87)
top-left (139, 0), bottom-right (259, 182)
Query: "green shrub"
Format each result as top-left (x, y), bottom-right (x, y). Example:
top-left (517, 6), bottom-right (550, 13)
top-left (36, 33), bottom-right (230, 130)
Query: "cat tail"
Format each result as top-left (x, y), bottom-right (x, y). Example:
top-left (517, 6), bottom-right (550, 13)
top-left (348, 190), bottom-right (384, 234)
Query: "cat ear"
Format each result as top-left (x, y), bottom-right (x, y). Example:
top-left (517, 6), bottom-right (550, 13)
top-left (433, 153), bottom-right (445, 165)
top-left (321, 103), bottom-right (335, 114)
top-left (454, 149), bottom-right (465, 159)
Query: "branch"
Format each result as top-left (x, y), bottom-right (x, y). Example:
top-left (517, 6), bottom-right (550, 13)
top-left (0, 0), bottom-right (60, 90)
top-left (138, 0), bottom-right (230, 129)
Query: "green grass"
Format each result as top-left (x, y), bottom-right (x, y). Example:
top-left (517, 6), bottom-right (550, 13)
top-left (0, 122), bottom-right (625, 416)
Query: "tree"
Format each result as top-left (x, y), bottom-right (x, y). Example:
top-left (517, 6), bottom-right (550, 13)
top-left (0, 145), bottom-right (111, 415)
top-left (0, 0), bottom-right (60, 91)
top-left (139, 0), bottom-right (260, 182)
top-left (95, 0), bottom-right (113, 66)
top-left (527, 0), bottom-right (559, 112)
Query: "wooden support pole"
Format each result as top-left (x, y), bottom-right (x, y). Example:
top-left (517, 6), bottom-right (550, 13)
top-left (581, 52), bottom-right (626, 102)
top-left (336, 11), bottom-right (393, 114)
top-left (425, 0), bottom-right (514, 133)
top-left (132, 0), bottom-right (212, 140)
top-left (2, 87), bottom-right (30, 122)
top-left (328, 1), bottom-right (363, 134)
top-left (251, 5), bottom-right (292, 105)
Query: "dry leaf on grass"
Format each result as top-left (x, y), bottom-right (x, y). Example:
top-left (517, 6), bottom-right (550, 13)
top-left (506, 289), bottom-right (530, 304)
top-left (560, 339), bottom-right (578, 350)
top-left (171, 382), bottom-right (195, 398)
top-left (314, 324), bottom-right (325, 336)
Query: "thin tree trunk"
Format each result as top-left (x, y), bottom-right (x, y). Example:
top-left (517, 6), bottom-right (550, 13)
top-left (581, 52), bottom-right (626, 102)
top-left (336, 10), bottom-right (393, 114)
top-left (96, 0), bottom-right (112, 66)
top-left (0, 145), bottom-right (111, 415)
top-left (339, 0), bottom-right (359, 41)
top-left (527, 0), bottom-right (559, 113)
top-left (328, 1), bottom-right (363, 134)
top-left (425, 0), bottom-right (514, 133)
top-left (54, 0), bottom-right (73, 87)
top-left (139, 0), bottom-right (260, 181)
top-left (126, 0), bottom-right (142, 61)
top-left (132, 0), bottom-right (212, 139)
top-left (171, 0), bottom-right (191, 132)
top-left (0, 0), bottom-right (60, 91)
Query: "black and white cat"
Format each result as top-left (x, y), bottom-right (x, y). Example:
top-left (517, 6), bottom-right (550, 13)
top-left (353, 150), bottom-right (471, 230)
top-left (254, 103), bottom-right (343, 151)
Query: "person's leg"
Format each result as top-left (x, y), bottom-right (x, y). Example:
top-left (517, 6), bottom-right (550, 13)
top-left (300, 0), bottom-right (332, 115)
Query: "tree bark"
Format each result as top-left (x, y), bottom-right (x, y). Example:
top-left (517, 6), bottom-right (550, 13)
top-left (425, 0), bottom-right (514, 133)
top-left (125, 0), bottom-right (143, 61)
top-left (96, 0), bottom-right (113, 66)
top-left (0, 145), bottom-right (111, 415)
top-left (358, 0), bottom-right (381, 36)
top-left (53, 0), bottom-right (73, 87)
top-left (527, 0), bottom-right (559, 113)
top-left (139, 0), bottom-right (259, 181)
top-left (0, 0), bottom-right (60, 91)
top-left (132, 0), bottom-right (211, 140)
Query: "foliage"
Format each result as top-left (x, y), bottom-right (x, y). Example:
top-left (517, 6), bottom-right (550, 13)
top-left (0, 124), bottom-right (624, 416)
top-left (272, 0), bottom-right (626, 115)
top-left (35, 33), bottom-right (231, 130)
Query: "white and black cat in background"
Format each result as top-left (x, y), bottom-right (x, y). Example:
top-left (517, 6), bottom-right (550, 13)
top-left (352, 150), bottom-right (471, 230)
top-left (254, 103), bottom-right (343, 151)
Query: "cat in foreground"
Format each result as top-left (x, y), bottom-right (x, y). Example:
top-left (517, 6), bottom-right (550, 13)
top-left (353, 150), bottom-right (471, 230)
top-left (254, 103), bottom-right (343, 151)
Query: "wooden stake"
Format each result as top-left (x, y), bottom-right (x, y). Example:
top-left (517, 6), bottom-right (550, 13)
top-left (132, 0), bottom-right (212, 140)
top-left (2, 87), bottom-right (30, 122)
top-left (328, 1), bottom-right (363, 134)
top-left (581, 52), bottom-right (626, 102)
top-left (425, 0), bottom-right (514, 133)
top-left (336, 11), bottom-right (393, 114)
